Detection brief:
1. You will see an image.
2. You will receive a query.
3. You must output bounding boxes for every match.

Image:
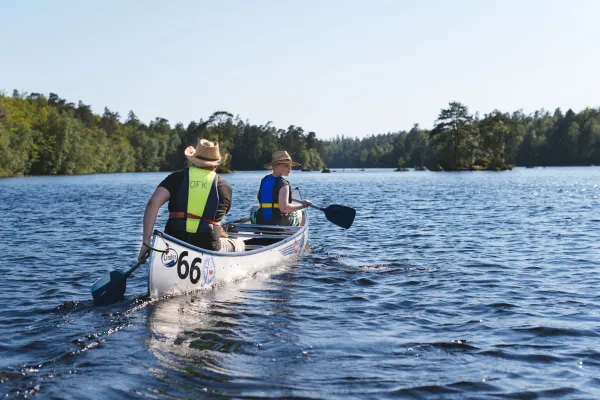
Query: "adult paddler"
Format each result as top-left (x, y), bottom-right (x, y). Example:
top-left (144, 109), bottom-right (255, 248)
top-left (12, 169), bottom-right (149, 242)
top-left (138, 139), bottom-right (244, 261)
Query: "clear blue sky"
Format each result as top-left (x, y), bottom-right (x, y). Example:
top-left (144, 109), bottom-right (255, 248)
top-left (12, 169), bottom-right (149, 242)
top-left (1, 0), bottom-right (599, 139)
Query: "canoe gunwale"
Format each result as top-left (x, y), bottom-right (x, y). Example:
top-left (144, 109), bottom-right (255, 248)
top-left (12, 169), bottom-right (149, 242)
top-left (151, 215), bottom-right (308, 257)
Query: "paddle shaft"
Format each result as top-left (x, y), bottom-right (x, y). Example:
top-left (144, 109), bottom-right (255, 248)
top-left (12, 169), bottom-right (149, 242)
top-left (123, 241), bottom-right (163, 279)
top-left (123, 259), bottom-right (145, 280)
top-left (292, 198), bottom-right (324, 211)
top-left (306, 203), bottom-right (325, 212)
top-left (292, 198), bottom-right (356, 229)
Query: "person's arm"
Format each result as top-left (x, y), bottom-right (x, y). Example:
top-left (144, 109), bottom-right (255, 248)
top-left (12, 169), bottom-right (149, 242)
top-left (138, 187), bottom-right (170, 261)
top-left (278, 185), bottom-right (311, 213)
top-left (215, 178), bottom-right (232, 222)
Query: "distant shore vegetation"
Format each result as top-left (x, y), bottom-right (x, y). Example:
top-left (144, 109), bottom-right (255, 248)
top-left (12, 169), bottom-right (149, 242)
top-left (1, 90), bottom-right (600, 177)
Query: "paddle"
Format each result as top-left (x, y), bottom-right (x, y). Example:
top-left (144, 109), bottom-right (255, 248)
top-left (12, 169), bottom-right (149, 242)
top-left (91, 258), bottom-right (146, 306)
top-left (293, 198), bottom-right (356, 229)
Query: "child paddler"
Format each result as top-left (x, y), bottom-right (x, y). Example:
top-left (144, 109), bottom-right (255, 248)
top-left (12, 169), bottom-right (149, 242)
top-left (252, 151), bottom-right (312, 226)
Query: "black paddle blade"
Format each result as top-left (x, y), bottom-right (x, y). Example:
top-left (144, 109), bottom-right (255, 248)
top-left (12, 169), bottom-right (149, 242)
top-left (91, 270), bottom-right (127, 306)
top-left (323, 204), bottom-right (356, 229)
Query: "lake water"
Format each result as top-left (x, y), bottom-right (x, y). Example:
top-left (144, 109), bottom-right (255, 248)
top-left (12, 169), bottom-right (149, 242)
top-left (1, 167), bottom-right (600, 399)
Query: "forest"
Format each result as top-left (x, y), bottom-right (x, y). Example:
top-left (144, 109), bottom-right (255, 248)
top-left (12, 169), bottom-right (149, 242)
top-left (1, 90), bottom-right (600, 177)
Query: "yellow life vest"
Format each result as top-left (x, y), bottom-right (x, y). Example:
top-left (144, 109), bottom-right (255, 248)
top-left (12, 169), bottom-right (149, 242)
top-left (186, 167), bottom-right (217, 232)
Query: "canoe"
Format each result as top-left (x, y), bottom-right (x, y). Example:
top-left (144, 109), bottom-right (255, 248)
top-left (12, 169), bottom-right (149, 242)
top-left (147, 212), bottom-right (309, 298)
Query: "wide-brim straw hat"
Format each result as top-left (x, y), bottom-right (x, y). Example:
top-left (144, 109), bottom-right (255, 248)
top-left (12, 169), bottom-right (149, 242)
top-left (264, 150), bottom-right (301, 169)
top-left (184, 139), bottom-right (228, 167)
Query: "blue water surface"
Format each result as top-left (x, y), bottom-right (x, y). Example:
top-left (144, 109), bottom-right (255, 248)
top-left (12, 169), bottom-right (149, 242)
top-left (1, 167), bottom-right (600, 399)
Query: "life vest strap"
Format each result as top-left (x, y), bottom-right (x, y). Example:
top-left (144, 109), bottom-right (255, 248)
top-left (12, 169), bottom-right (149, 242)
top-left (169, 212), bottom-right (219, 225)
top-left (260, 203), bottom-right (279, 208)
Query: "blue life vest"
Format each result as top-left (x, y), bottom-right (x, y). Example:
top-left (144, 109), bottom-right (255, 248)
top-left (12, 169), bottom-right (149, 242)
top-left (256, 175), bottom-right (289, 224)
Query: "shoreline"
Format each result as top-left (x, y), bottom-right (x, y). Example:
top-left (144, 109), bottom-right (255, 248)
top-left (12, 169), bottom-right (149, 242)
top-left (2, 165), bottom-right (597, 179)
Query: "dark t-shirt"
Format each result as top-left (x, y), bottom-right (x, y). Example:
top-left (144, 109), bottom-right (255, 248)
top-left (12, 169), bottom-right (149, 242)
top-left (158, 170), bottom-right (232, 250)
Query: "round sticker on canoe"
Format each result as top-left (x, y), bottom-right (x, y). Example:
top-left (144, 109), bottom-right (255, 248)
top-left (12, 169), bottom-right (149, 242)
top-left (292, 240), bottom-right (301, 255)
top-left (161, 248), bottom-right (178, 268)
top-left (203, 256), bottom-right (216, 285)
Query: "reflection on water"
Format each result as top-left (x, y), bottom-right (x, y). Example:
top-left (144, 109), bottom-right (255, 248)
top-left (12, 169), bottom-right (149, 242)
top-left (145, 267), bottom-right (297, 397)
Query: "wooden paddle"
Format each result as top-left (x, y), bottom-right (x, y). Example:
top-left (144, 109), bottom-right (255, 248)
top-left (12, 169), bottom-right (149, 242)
top-left (90, 258), bottom-right (145, 306)
top-left (293, 199), bottom-right (356, 229)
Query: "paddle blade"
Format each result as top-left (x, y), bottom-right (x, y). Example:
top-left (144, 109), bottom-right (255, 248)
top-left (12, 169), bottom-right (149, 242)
top-left (91, 271), bottom-right (127, 306)
top-left (323, 204), bottom-right (356, 229)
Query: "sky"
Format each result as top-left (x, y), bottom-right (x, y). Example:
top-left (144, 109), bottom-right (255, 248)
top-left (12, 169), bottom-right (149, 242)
top-left (1, 0), bottom-right (600, 139)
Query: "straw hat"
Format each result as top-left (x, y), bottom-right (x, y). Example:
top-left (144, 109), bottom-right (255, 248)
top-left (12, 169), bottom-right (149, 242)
top-left (184, 139), bottom-right (228, 167)
top-left (264, 150), bottom-right (301, 169)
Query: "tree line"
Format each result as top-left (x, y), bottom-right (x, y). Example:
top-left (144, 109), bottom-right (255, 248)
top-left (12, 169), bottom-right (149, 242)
top-left (1, 90), bottom-right (600, 177)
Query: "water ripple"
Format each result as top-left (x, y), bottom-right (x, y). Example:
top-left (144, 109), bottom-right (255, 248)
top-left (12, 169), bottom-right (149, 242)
top-left (2, 168), bottom-right (600, 398)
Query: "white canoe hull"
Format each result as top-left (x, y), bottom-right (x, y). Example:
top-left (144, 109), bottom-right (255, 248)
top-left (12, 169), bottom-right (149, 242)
top-left (148, 216), bottom-right (309, 298)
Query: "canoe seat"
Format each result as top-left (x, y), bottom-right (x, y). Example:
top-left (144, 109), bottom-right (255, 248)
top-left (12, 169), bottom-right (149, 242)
top-left (225, 222), bottom-right (300, 233)
top-left (223, 222), bottom-right (303, 251)
top-left (243, 244), bottom-right (264, 250)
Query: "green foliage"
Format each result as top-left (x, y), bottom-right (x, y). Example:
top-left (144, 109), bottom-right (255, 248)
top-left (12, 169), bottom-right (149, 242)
top-left (299, 148), bottom-right (325, 170)
top-left (1, 91), bottom-right (600, 177)
top-left (478, 111), bottom-right (515, 169)
top-left (430, 102), bottom-right (477, 170)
